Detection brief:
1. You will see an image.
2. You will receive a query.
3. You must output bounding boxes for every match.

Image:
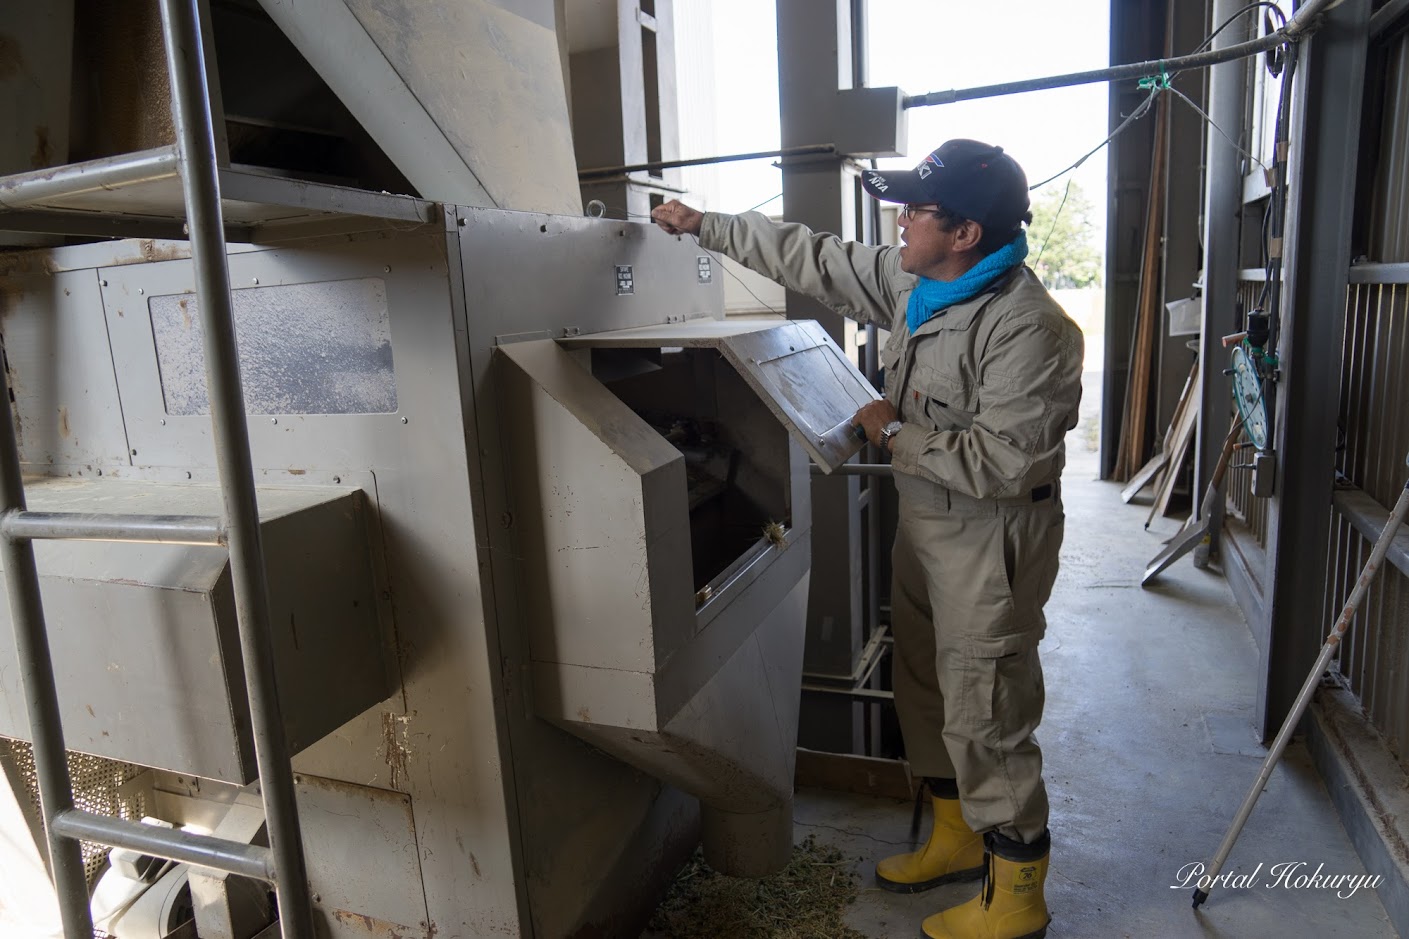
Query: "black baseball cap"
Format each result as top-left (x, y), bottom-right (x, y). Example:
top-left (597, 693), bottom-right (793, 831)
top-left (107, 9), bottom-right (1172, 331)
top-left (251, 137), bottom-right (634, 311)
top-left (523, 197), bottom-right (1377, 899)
top-left (861, 139), bottom-right (1032, 234)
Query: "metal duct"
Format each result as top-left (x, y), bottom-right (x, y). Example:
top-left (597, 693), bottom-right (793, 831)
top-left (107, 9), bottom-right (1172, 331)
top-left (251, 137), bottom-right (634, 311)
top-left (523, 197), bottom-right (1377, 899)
top-left (255, 0), bottom-right (582, 212)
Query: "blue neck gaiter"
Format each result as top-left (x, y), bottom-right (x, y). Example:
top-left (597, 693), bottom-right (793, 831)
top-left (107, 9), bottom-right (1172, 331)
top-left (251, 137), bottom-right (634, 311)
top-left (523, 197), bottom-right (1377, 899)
top-left (906, 231), bottom-right (1029, 335)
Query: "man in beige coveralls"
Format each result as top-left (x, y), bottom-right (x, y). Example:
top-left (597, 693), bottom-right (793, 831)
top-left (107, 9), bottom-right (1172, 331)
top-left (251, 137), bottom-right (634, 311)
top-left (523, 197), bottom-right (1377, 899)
top-left (653, 139), bottom-right (1082, 939)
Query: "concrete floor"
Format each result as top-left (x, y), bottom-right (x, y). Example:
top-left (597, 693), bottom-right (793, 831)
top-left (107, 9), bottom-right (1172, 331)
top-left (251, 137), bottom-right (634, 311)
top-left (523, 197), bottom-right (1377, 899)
top-left (792, 422), bottom-right (1398, 938)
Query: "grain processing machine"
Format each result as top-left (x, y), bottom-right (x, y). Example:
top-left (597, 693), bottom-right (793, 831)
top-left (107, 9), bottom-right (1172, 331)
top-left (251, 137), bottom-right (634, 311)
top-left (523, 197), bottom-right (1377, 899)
top-left (0, 2), bottom-right (883, 936)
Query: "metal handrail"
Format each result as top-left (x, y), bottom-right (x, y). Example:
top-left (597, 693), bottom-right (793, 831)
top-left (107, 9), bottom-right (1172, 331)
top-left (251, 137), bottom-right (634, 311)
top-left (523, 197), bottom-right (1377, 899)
top-left (0, 343), bottom-right (91, 939)
top-left (0, 510), bottom-right (225, 545)
top-left (157, 0), bottom-right (314, 936)
top-left (50, 810), bottom-right (277, 882)
top-left (904, 0), bottom-right (1337, 108)
top-left (0, 147), bottom-right (180, 209)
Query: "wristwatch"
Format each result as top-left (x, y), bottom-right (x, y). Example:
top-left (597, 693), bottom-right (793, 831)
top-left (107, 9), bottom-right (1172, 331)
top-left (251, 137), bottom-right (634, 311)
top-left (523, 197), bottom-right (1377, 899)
top-left (879, 420), bottom-right (903, 450)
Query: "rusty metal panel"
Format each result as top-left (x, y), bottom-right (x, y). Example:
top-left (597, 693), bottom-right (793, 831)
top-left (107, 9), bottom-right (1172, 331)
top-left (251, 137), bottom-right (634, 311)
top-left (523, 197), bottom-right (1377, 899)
top-left (1, 264), bottom-right (133, 469)
top-left (0, 2), bottom-right (72, 176)
top-left (296, 775), bottom-right (429, 939)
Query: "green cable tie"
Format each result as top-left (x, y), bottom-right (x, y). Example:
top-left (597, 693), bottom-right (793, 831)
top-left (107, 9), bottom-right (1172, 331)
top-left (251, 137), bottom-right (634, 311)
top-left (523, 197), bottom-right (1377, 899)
top-left (1137, 62), bottom-right (1171, 91)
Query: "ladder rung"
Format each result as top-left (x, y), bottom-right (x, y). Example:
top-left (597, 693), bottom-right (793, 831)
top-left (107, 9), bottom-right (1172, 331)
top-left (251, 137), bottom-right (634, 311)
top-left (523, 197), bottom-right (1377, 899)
top-left (0, 147), bottom-right (179, 210)
top-left (51, 808), bottom-right (276, 883)
top-left (0, 510), bottom-right (225, 545)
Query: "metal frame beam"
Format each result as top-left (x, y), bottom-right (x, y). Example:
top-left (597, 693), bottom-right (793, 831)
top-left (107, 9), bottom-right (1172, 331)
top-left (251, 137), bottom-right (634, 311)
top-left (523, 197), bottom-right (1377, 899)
top-left (777, 0), bottom-right (870, 754)
top-left (1258, 0), bottom-right (1372, 737)
top-left (1196, 0), bottom-right (1248, 516)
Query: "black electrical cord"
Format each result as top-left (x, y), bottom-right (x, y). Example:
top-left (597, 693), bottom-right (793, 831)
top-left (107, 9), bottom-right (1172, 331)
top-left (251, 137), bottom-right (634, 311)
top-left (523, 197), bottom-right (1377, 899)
top-left (1188, 2), bottom-right (1288, 59)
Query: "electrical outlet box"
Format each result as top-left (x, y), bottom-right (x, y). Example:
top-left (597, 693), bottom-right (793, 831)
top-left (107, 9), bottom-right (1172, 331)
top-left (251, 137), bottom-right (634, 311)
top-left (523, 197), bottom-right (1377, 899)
top-left (1252, 450), bottom-right (1277, 497)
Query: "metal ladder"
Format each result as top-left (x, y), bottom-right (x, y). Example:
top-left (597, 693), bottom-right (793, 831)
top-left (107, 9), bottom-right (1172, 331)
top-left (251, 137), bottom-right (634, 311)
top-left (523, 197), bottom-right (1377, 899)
top-left (0, 2), bottom-right (314, 937)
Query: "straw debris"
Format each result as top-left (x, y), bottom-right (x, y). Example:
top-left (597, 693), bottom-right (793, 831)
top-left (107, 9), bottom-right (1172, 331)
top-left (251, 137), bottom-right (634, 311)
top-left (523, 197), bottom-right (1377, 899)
top-left (646, 835), bottom-right (865, 939)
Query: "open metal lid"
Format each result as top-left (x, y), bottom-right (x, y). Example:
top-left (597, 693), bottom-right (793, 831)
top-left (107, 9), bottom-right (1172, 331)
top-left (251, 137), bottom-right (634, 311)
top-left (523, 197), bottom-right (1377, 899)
top-left (560, 319), bottom-right (879, 473)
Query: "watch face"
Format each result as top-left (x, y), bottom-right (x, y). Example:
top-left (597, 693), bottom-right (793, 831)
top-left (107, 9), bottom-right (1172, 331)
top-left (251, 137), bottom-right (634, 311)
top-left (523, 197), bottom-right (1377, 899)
top-left (884, 421), bottom-right (903, 436)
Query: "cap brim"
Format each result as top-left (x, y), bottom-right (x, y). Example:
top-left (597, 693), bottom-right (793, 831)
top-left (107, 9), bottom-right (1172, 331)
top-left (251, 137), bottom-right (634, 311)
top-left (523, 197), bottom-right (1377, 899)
top-left (860, 168), bottom-right (932, 204)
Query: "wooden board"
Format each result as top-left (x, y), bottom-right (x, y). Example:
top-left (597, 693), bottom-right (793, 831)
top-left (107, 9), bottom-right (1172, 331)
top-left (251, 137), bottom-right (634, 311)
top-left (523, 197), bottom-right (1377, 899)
top-left (794, 748), bottom-right (916, 801)
top-left (1146, 375), bottom-right (1201, 527)
top-left (1121, 450), bottom-right (1170, 503)
top-left (1123, 359), bottom-right (1200, 504)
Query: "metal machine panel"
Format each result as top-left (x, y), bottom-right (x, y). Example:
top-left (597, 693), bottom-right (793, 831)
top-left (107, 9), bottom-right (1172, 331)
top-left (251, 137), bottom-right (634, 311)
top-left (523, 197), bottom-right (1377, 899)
top-left (0, 147), bottom-right (437, 235)
top-left (497, 337), bottom-right (693, 680)
top-left (496, 320), bottom-right (812, 875)
top-left (1, 265), bottom-right (133, 469)
top-left (296, 775), bottom-right (429, 939)
top-left (0, 479), bottom-right (388, 783)
top-left (147, 278), bottom-right (397, 416)
top-left (93, 230), bottom-right (450, 474)
top-left (562, 319), bottom-right (879, 472)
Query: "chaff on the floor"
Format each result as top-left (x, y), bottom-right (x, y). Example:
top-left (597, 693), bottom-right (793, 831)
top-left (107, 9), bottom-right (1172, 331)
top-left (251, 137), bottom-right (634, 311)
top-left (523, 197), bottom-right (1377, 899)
top-left (646, 835), bottom-right (865, 939)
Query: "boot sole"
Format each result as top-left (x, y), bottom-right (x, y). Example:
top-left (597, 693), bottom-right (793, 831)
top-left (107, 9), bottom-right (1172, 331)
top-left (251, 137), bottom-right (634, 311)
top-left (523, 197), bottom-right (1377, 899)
top-left (876, 864), bottom-right (985, 894)
top-left (918, 925), bottom-right (1047, 939)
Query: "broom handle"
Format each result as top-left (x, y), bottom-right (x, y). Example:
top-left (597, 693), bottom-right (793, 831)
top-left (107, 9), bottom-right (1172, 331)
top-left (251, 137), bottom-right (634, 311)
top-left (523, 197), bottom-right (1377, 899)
top-left (1195, 474), bottom-right (1409, 907)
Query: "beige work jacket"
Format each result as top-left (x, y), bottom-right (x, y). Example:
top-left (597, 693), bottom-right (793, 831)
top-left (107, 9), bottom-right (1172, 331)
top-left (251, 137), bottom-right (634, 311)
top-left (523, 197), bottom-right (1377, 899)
top-left (700, 211), bottom-right (1084, 500)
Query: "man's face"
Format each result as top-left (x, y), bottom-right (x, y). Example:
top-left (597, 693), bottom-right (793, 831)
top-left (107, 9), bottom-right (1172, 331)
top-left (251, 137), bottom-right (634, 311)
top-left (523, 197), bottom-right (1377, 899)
top-left (897, 204), bottom-right (969, 278)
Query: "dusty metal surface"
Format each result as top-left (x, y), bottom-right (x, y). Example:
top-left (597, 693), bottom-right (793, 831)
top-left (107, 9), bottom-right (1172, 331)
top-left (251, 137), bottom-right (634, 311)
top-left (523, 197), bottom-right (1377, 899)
top-left (258, 0), bottom-right (580, 212)
top-left (0, 3), bottom-right (73, 185)
top-left (149, 278), bottom-right (397, 416)
top-left (296, 774), bottom-right (429, 939)
top-left (0, 264), bottom-right (134, 469)
top-left (0, 146), bottom-right (437, 240)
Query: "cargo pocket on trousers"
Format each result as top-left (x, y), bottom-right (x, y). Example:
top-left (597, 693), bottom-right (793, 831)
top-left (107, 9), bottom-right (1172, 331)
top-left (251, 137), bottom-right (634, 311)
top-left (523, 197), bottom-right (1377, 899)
top-left (968, 633), bottom-right (1038, 725)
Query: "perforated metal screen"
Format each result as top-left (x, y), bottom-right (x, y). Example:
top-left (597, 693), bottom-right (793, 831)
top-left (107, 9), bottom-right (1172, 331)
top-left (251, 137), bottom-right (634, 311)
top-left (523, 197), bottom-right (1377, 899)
top-left (5, 739), bottom-right (148, 887)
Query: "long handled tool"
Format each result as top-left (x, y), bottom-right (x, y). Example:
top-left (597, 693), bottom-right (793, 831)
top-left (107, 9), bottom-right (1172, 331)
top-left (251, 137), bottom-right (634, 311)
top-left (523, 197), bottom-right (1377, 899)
top-left (1142, 418), bottom-right (1244, 585)
top-left (1191, 462), bottom-right (1409, 909)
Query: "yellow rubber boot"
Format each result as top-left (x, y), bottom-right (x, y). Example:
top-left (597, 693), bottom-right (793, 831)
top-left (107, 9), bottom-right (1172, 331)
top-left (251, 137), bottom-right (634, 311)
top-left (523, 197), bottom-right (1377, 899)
top-left (875, 787), bottom-right (984, 893)
top-left (921, 831), bottom-right (1051, 939)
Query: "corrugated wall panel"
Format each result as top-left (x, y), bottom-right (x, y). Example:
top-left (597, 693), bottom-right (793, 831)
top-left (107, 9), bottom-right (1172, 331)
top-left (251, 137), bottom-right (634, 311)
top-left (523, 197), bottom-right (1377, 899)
top-left (1333, 280), bottom-right (1409, 770)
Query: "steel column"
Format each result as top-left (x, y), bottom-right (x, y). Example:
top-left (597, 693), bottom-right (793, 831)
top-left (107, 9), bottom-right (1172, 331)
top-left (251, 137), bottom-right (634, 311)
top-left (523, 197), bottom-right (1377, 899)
top-left (777, 0), bottom-right (867, 753)
top-left (1257, 0), bottom-right (1372, 737)
top-left (1102, 0), bottom-right (1166, 477)
top-left (1159, 0), bottom-right (1209, 496)
top-left (156, 1), bottom-right (314, 936)
top-left (1196, 0), bottom-right (1249, 517)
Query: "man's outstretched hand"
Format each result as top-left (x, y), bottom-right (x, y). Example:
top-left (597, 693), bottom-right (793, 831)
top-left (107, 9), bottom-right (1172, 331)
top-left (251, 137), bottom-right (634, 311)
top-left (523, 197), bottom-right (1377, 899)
top-left (651, 200), bottom-right (705, 236)
top-left (853, 399), bottom-right (900, 450)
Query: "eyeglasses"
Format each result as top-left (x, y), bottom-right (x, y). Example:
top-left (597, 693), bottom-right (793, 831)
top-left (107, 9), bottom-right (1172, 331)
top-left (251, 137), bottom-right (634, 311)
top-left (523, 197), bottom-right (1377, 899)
top-left (899, 204), bottom-right (946, 221)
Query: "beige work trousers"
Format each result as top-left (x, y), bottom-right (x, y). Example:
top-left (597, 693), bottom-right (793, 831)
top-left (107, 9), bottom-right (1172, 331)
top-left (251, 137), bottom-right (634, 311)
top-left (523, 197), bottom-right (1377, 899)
top-left (890, 471), bottom-right (1064, 844)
